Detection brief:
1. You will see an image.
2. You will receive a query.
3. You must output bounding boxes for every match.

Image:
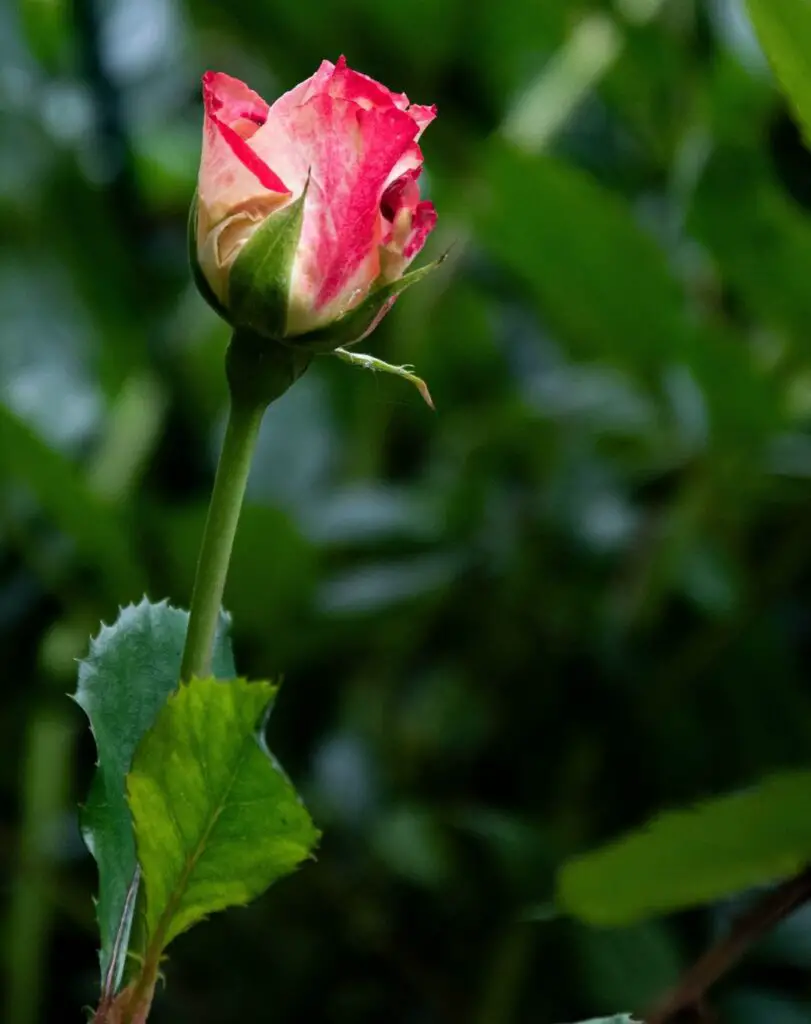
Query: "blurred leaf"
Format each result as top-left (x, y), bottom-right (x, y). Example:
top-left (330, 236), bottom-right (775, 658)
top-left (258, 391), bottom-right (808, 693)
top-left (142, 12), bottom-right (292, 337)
top-left (86, 372), bottom-right (167, 502)
top-left (414, 280), bottom-right (504, 405)
top-left (475, 140), bottom-right (783, 446)
top-left (42, 158), bottom-right (148, 393)
top-left (557, 771), bottom-right (811, 926)
top-left (747, 0), bottom-right (811, 144)
top-left (132, 122), bottom-right (199, 211)
top-left (0, 400), bottom-right (143, 598)
top-left (372, 805), bottom-right (453, 889)
top-left (17, 0), bottom-right (71, 72)
top-left (688, 145), bottom-right (811, 341)
top-left (75, 599), bottom-right (235, 992)
top-left (471, 0), bottom-right (567, 111)
top-left (572, 920), bottom-right (681, 1013)
top-left (526, 365), bottom-right (654, 436)
top-left (501, 15), bottom-right (622, 157)
top-left (317, 553), bottom-right (459, 616)
top-left (128, 676), bottom-right (319, 951)
top-left (600, 17), bottom-right (691, 156)
top-left (475, 141), bottom-right (689, 372)
top-left (301, 484), bottom-right (439, 545)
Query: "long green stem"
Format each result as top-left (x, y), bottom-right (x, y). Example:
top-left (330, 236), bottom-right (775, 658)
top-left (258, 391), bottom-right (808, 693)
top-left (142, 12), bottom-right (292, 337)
top-left (180, 397), bottom-right (265, 681)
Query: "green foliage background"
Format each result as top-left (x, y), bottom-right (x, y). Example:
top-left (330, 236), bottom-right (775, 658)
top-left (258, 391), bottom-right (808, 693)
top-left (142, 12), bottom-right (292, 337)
top-left (3, 0), bottom-right (811, 1021)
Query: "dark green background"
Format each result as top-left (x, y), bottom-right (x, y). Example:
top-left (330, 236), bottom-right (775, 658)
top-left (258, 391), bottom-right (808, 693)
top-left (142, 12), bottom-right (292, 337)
top-left (2, 0), bottom-right (811, 1021)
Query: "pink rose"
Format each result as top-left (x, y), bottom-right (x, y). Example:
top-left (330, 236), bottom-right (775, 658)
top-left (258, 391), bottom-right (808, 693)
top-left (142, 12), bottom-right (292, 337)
top-left (192, 57), bottom-right (437, 344)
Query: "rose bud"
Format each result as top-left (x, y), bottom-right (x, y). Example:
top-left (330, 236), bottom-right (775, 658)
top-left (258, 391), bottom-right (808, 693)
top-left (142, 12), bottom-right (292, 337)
top-left (190, 57), bottom-right (439, 352)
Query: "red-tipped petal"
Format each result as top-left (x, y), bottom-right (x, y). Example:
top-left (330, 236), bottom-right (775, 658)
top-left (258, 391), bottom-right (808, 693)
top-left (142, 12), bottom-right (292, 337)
top-left (198, 72), bottom-right (290, 241)
top-left (404, 201), bottom-right (437, 259)
top-left (202, 71), bottom-right (269, 130)
top-left (407, 103), bottom-right (437, 136)
top-left (251, 92), bottom-right (419, 320)
top-left (327, 55), bottom-right (410, 111)
top-left (266, 59), bottom-right (336, 119)
top-left (207, 115), bottom-right (289, 193)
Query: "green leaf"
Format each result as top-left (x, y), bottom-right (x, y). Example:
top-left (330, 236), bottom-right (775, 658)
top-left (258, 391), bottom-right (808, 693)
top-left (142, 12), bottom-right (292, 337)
top-left (557, 770), bottom-right (811, 927)
top-left (75, 599), bottom-right (235, 993)
top-left (286, 256), bottom-right (445, 353)
top-left (128, 676), bottom-right (319, 952)
top-left (747, 0), bottom-right (811, 146)
top-left (228, 182), bottom-right (308, 340)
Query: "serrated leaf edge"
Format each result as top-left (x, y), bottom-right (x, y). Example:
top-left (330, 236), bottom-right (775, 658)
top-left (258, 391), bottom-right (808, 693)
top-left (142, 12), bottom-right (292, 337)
top-left (129, 676), bottom-right (319, 954)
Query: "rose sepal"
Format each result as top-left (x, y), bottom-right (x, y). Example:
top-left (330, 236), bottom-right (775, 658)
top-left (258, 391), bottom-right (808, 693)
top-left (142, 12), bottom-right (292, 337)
top-left (225, 330), bottom-right (312, 409)
top-left (225, 177), bottom-right (310, 340)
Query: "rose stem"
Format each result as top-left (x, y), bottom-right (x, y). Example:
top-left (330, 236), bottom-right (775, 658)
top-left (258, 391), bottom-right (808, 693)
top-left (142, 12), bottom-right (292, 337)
top-left (179, 395), bottom-right (265, 681)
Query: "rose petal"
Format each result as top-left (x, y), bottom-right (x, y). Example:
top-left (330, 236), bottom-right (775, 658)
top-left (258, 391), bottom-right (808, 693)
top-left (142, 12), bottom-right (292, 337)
top-left (378, 166), bottom-right (436, 282)
top-left (407, 103), bottom-right (437, 137)
top-left (404, 201), bottom-right (437, 259)
top-left (266, 59), bottom-right (336, 119)
top-left (384, 143), bottom-right (424, 194)
top-left (203, 71), bottom-right (269, 128)
top-left (326, 54), bottom-right (410, 112)
top-left (206, 117), bottom-right (289, 193)
top-left (198, 72), bottom-right (288, 234)
top-left (250, 92), bottom-right (419, 325)
top-left (380, 171), bottom-right (421, 231)
top-left (196, 60), bottom-right (437, 335)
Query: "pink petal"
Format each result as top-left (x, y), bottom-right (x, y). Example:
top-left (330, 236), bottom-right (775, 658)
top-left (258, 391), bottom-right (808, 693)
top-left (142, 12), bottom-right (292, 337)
top-left (378, 168), bottom-right (436, 281)
top-left (407, 103), bottom-right (437, 137)
top-left (198, 72), bottom-right (288, 233)
top-left (206, 117), bottom-right (289, 193)
top-left (380, 170), bottom-right (421, 241)
top-left (404, 201), bottom-right (437, 259)
top-left (250, 92), bottom-right (419, 320)
top-left (266, 59), bottom-right (336, 119)
top-left (384, 143), bottom-right (424, 194)
top-left (202, 71), bottom-right (269, 130)
top-left (326, 54), bottom-right (410, 112)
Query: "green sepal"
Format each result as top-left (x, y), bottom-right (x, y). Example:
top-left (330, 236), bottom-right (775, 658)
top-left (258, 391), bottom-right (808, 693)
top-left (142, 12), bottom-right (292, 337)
top-left (285, 254), bottom-right (446, 354)
top-left (332, 348), bottom-right (434, 408)
top-left (187, 192), bottom-right (233, 325)
top-left (228, 179), bottom-right (309, 341)
top-left (225, 330), bottom-right (313, 409)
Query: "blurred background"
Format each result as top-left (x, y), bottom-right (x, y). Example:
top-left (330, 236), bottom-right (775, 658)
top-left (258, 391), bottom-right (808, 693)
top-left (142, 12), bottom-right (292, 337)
top-left (3, 0), bottom-right (811, 1021)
